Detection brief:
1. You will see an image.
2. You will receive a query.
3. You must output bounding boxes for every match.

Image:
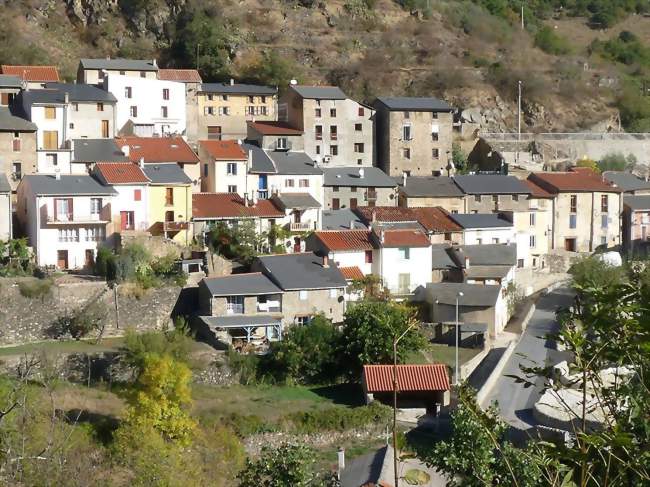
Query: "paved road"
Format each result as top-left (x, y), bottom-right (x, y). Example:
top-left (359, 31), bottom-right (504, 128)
top-left (483, 287), bottom-right (574, 430)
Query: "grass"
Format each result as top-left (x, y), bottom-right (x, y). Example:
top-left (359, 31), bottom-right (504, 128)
top-left (406, 344), bottom-right (481, 368)
top-left (0, 337), bottom-right (126, 357)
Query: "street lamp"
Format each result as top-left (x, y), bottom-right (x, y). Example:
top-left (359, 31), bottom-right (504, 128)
top-left (392, 318), bottom-right (419, 487)
top-left (455, 291), bottom-right (464, 385)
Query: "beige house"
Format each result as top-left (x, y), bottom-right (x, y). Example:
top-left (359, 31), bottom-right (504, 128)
top-left (396, 176), bottom-right (465, 213)
top-left (528, 169), bottom-right (623, 252)
top-left (197, 81), bottom-right (277, 141)
top-left (246, 121), bottom-right (304, 151)
top-left (77, 58), bottom-right (158, 86)
top-left (373, 97), bottom-right (454, 177)
top-left (522, 180), bottom-right (554, 269)
top-left (622, 196), bottom-right (650, 253)
top-left (0, 107), bottom-right (37, 194)
top-left (323, 166), bottom-right (397, 210)
top-left (158, 69), bottom-right (203, 144)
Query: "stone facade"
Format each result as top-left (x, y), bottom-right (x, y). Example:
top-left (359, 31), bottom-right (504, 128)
top-left (0, 130), bottom-right (37, 193)
top-left (324, 185), bottom-right (395, 210)
top-left (398, 194), bottom-right (465, 213)
top-left (463, 193), bottom-right (530, 213)
top-left (281, 288), bottom-right (345, 324)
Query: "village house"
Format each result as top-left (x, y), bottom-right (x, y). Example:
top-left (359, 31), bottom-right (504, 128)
top-left (0, 107), bottom-right (37, 194)
top-left (246, 120), bottom-right (304, 151)
top-left (622, 195), bottom-right (650, 254)
top-left (322, 208), bottom-right (368, 231)
top-left (447, 212), bottom-right (519, 259)
top-left (0, 75), bottom-right (23, 106)
top-left (1, 65), bottom-right (60, 89)
top-left (116, 136), bottom-right (201, 192)
top-left (261, 147), bottom-right (324, 205)
top-left (158, 68), bottom-right (203, 143)
top-left (197, 139), bottom-right (248, 194)
top-left (279, 84), bottom-right (374, 167)
top-left (70, 138), bottom-right (130, 174)
top-left (603, 171), bottom-right (650, 195)
top-left (373, 97), bottom-right (454, 177)
top-left (527, 169), bottom-right (622, 252)
top-left (448, 244), bottom-right (517, 286)
top-left (197, 81), bottom-right (277, 141)
top-left (270, 192), bottom-right (322, 251)
top-left (396, 175), bottom-right (465, 212)
top-left (77, 58), bottom-right (158, 85)
top-left (322, 166), bottom-right (397, 210)
top-left (16, 174), bottom-right (116, 269)
top-left (0, 174), bottom-right (11, 240)
top-left (522, 179), bottom-right (554, 269)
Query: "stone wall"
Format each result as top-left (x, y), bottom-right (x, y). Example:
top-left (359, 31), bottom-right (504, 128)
top-left (0, 277), bottom-right (183, 346)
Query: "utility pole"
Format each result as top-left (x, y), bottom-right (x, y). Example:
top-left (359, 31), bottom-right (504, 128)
top-left (521, 3), bottom-right (524, 30)
top-left (455, 292), bottom-right (463, 385)
top-left (517, 80), bottom-right (522, 165)
top-left (196, 43), bottom-right (201, 71)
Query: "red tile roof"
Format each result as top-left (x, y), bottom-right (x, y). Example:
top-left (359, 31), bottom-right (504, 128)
top-left (157, 68), bottom-right (202, 83)
top-left (355, 206), bottom-right (418, 223)
top-left (95, 162), bottom-right (149, 184)
top-left (2, 65), bottom-right (60, 82)
top-left (247, 121), bottom-right (303, 135)
top-left (380, 229), bottom-right (431, 247)
top-left (363, 364), bottom-right (450, 392)
top-left (528, 170), bottom-right (621, 193)
top-left (199, 140), bottom-right (247, 160)
top-left (522, 179), bottom-right (554, 198)
top-left (192, 193), bottom-right (284, 219)
top-left (339, 266), bottom-right (364, 280)
top-left (116, 136), bottom-right (199, 164)
top-left (313, 230), bottom-right (374, 251)
top-left (410, 207), bottom-right (462, 232)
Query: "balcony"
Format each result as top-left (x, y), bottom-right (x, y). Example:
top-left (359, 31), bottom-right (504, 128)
top-left (271, 139), bottom-right (292, 151)
top-left (226, 303), bottom-right (244, 314)
top-left (46, 205), bottom-right (111, 225)
top-left (163, 221), bottom-right (189, 232)
top-left (290, 222), bottom-right (311, 232)
top-left (257, 300), bottom-right (281, 313)
top-left (257, 189), bottom-right (269, 199)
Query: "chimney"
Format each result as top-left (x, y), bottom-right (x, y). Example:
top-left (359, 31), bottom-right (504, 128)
top-left (380, 228), bottom-right (385, 244)
top-left (290, 79), bottom-right (298, 86)
top-left (64, 92), bottom-right (69, 104)
top-left (350, 219), bottom-right (355, 230)
top-left (464, 256), bottom-right (470, 269)
top-left (121, 145), bottom-right (130, 157)
top-left (55, 168), bottom-right (61, 180)
top-left (371, 210), bottom-right (376, 223)
top-left (243, 192), bottom-right (249, 206)
top-left (230, 78), bottom-right (235, 86)
top-left (139, 157), bottom-right (144, 169)
top-left (358, 167), bottom-right (364, 178)
top-left (337, 448), bottom-right (345, 479)
top-left (402, 171), bottom-right (407, 187)
top-left (323, 254), bottom-right (329, 268)
top-left (152, 59), bottom-right (158, 68)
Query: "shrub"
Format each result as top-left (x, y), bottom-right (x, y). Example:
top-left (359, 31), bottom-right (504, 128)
top-left (47, 301), bottom-right (107, 339)
top-left (95, 247), bottom-right (116, 280)
top-left (121, 326), bottom-right (195, 373)
top-left (285, 401), bottom-right (391, 434)
top-left (598, 152), bottom-right (637, 172)
top-left (18, 278), bottom-right (52, 300)
top-left (226, 348), bottom-right (261, 385)
top-left (534, 26), bottom-right (571, 55)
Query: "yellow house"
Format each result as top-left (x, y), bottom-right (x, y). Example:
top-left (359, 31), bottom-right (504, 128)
top-left (142, 164), bottom-right (192, 244)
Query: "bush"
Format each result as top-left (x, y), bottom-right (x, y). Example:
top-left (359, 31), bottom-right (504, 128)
top-left (598, 152), bottom-right (636, 172)
top-left (534, 26), bottom-right (571, 55)
top-left (285, 401), bottom-right (391, 434)
top-left (18, 278), bottom-right (52, 300)
top-left (47, 301), bottom-right (107, 339)
top-left (121, 326), bottom-right (195, 373)
top-left (95, 247), bottom-right (116, 280)
top-left (569, 256), bottom-right (627, 290)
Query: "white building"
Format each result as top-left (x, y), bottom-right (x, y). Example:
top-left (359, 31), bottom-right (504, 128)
top-left (105, 73), bottom-right (186, 137)
top-left (16, 174), bottom-right (116, 269)
top-left (77, 58), bottom-right (158, 86)
top-left (198, 139), bottom-right (249, 194)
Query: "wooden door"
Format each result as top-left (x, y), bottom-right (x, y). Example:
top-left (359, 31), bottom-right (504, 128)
top-left (85, 249), bottom-right (94, 268)
top-left (43, 131), bottom-right (58, 150)
top-left (101, 120), bottom-right (109, 138)
top-left (57, 250), bottom-right (68, 269)
top-left (564, 238), bottom-right (576, 252)
top-left (120, 211), bottom-right (134, 230)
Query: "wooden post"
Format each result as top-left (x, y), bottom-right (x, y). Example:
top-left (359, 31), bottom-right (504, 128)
top-left (113, 285), bottom-right (120, 329)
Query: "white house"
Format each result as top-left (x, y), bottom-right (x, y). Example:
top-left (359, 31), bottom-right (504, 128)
top-left (105, 73), bottom-right (186, 137)
top-left (16, 174), bottom-right (116, 269)
top-left (197, 139), bottom-right (249, 194)
top-left (92, 162), bottom-right (150, 244)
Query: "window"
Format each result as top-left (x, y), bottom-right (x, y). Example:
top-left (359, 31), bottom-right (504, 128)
top-left (276, 137), bottom-right (288, 149)
top-left (134, 189), bottom-right (141, 201)
top-left (207, 94), bottom-right (214, 101)
top-left (529, 213), bottom-right (536, 226)
top-left (350, 186), bottom-right (357, 193)
top-left (492, 238), bottom-right (500, 244)
top-left (350, 198), bottom-right (358, 208)
top-left (403, 148), bottom-right (410, 159)
top-left (315, 125), bottom-right (323, 140)
top-left (601, 194), bottom-right (608, 213)
top-left (55, 198), bottom-right (72, 221)
top-left (43, 131), bottom-right (58, 150)
top-left (12, 162), bottom-right (21, 180)
top-left (432, 112), bottom-right (438, 119)
top-left (219, 107), bottom-right (230, 116)
top-left (69, 122), bottom-right (74, 129)
top-left (569, 214), bottom-right (577, 229)
top-left (329, 288), bottom-right (338, 298)
top-left (44, 106), bottom-right (56, 119)
top-left (12, 137), bottom-right (20, 152)
top-left (295, 315), bottom-right (311, 325)
top-left (140, 71), bottom-right (146, 78)
top-left (402, 125), bottom-right (411, 141)
top-left (570, 195), bottom-right (577, 213)
top-left (365, 250), bottom-right (373, 264)
top-left (203, 164), bottom-right (208, 178)
top-left (601, 214), bottom-right (608, 228)
top-left (97, 102), bottom-right (104, 111)
top-left (330, 108), bottom-right (337, 117)
top-left (399, 247), bottom-right (410, 259)
top-left (248, 95), bottom-right (254, 103)
top-left (130, 106), bottom-right (138, 117)
top-left (432, 148), bottom-right (439, 159)
top-left (354, 143), bottom-right (364, 153)
top-left (404, 111), bottom-right (410, 119)
top-left (431, 132), bottom-right (439, 141)
top-left (357, 159), bottom-right (363, 165)
top-left (222, 95), bottom-right (228, 101)
top-left (227, 162), bottom-right (237, 176)
top-left (518, 259), bottom-right (525, 268)
top-left (285, 178), bottom-right (295, 187)
top-left (330, 145), bottom-right (338, 156)
top-left (46, 153), bottom-right (57, 166)
top-left (355, 123), bottom-right (362, 131)
top-left (72, 102), bottom-right (79, 111)
top-left (530, 235), bottom-right (536, 248)
top-left (165, 188), bottom-right (174, 206)
top-left (330, 125), bottom-right (337, 140)
top-left (207, 126), bottom-right (222, 140)
top-left (332, 186), bottom-right (339, 193)
top-left (299, 179), bottom-right (309, 188)
top-left (261, 96), bottom-right (267, 103)
top-left (474, 195), bottom-right (482, 203)
top-left (159, 87), bottom-right (169, 101)
top-left (228, 185), bottom-right (237, 193)
top-left (513, 194), bottom-right (519, 202)
top-left (444, 232), bottom-right (452, 240)
top-left (316, 145), bottom-right (321, 155)
top-left (358, 107), bottom-right (365, 116)
top-left (299, 290), bottom-right (308, 300)
top-left (476, 238), bottom-right (482, 244)
top-left (124, 86), bottom-right (132, 98)
top-left (205, 107), bottom-right (214, 115)
top-left (315, 108), bottom-right (321, 118)
top-left (161, 106), bottom-right (168, 118)
top-left (90, 198), bottom-right (102, 215)
top-left (332, 198), bottom-right (340, 210)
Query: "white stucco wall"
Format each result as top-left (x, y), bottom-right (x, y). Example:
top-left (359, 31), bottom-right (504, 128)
top-left (463, 227), bottom-right (515, 246)
top-left (379, 245), bottom-right (432, 293)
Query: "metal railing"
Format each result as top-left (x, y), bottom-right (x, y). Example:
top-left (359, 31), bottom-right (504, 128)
top-left (257, 301), bottom-right (281, 313)
top-left (290, 222), bottom-right (311, 232)
top-left (47, 212), bottom-right (109, 224)
top-left (226, 303), bottom-right (244, 314)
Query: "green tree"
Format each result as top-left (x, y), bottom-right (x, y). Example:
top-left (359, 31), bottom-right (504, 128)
top-left (452, 141), bottom-right (468, 175)
top-left (575, 157), bottom-right (600, 173)
top-left (121, 325), bottom-right (194, 373)
top-left (237, 442), bottom-right (320, 487)
top-left (534, 26), bottom-right (572, 55)
top-left (340, 301), bottom-right (426, 376)
top-left (598, 152), bottom-right (637, 172)
top-left (207, 221), bottom-right (267, 264)
top-left (242, 51), bottom-right (302, 92)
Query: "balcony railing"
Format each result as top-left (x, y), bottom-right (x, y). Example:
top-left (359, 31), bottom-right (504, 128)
top-left (163, 221), bottom-right (189, 232)
top-left (366, 190), bottom-right (377, 201)
top-left (290, 222), bottom-right (311, 232)
top-left (257, 189), bottom-right (269, 199)
top-left (226, 303), bottom-right (244, 315)
top-left (257, 301), bottom-right (281, 313)
top-left (47, 210), bottom-right (110, 224)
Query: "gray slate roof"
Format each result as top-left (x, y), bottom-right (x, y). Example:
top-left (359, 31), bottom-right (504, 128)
top-left (80, 58), bottom-right (158, 71)
top-left (142, 164), bottom-right (192, 185)
top-left (256, 252), bottom-right (347, 290)
top-left (398, 176), bottom-right (464, 198)
top-left (449, 213), bottom-right (513, 229)
top-left (322, 209), bottom-right (368, 230)
top-left (323, 166), bottom-right (397, 188)
top-left (200, 83), bottom-right (276, 95)
top-left (0, 107), bottom-right (36, 131)
top-left (267, 151), bottom-right (322, 175)
top-left (431, 244), bottom-right (457, 270)
top-left (201, 273), bottom-right (282, 296)
top-left (451, 244), bottom-right (517, 266)
top-left (374, 96), bottom-right (453, 112)
top-left (43, 83), bottom-right (117, 102)
top-left (624, 195), bottom-right (650, 210)
top-left (23, 175), bottom-right (116, 196)
top-left (603, 171), bottom-right (650, 193)
top-left (290, 85), bottom-right (347, 100)
top-left (453, 175), bottom-right (530, 195)
top-left (0, 74), bottom-right (22, 88)
top-left (423, 282), bottom-right (501, 306)
top-left (465, 265), bottom-right (512, 280)
top-left (72, 139), bottom-right (129, 163)
top-left (0, 174), bottom-right (11, 193)
top-left (200, 315), bottom-right (282, 328)
top-left (273, 192), bottom-right (321, 210)
top-left (244, 143), bottom-right (276, 174)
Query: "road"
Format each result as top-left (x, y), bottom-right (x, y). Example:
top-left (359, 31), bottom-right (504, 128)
top-left (483, 286), bottom-right (574, 430)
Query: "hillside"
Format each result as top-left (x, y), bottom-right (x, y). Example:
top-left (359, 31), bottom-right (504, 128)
top-left (4, 0), bottom-right (650, 132)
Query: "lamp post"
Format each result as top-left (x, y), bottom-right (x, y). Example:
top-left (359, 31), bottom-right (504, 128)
top-left (455, 291), bottom-right (464, 385)
top-left (392, 319), bottom-right (419, 487)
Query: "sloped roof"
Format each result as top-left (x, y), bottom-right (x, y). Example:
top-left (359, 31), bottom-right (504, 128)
top-left (0, 107), bottom-right (36, 131)
top-left (381, 229), bottom-right (431, 248)
top-left (23, 175), bottom-right (116, 196)
top-left (200, 82), bottom-right (276, 95)
top-left (243, 143), bottom-right (276, 173)
top-left (200, 315), bottom-right (282, 328)
top-left (72, 139), bottom-right (129, 163)
top-left (247, 121), bottom-right (303, 135)
top-left (116, 136), bottom-right (199, 164)
top-left (423, 282), bottom-right (501, 306)
top-left (603, 171), bottom-right (650, 192)
top-left (410, 207), bottom-right (462, 233)
top-left (201, 272), bottom-right (283, 296)
top-left (158, 68), bottom-right (202, 82)
top-left (374, 96), bottom-right (453, 112)
top-left (312, 230), bottom-right (374, 251)
top-left (2, 65), bottom-right (59, 82)
top-left (142, 163), bottom-right (192, 185)
top-left (199, 140), bottom-right (247, 160)
top-left (363, 364), bottom-right (450, 392)
top-left (256, 252), bottom-right (347, 290)
top-left (323, 166), bottom-right (396, 188)
top-left (451, 244), bottom-right (517, 267)
top-left (290, 85), bottom-right (347, 100)
top-left (322, 209), bottom-right (368, 231)
top-left (80, 58), bottom-right (158, 71)
top-left (272, 192), bottom-right (321, 210)
top-left (528, 170), bottom-right (621, 193)
top-left (0, 74), bottom-right (22, 88)
top-left (44, 83), bottom-right (117, 102)
top-left (94, 163), bottom-right (149, 185)
top-left (465, 265), bottom-right (512, 280)
top-left (522, 179), bottom-right (554, 198)
top-left (355, 206), bottom-right (419, 223)
top-left (398, 176), bottom-right (464, 198)
top-left (431, 244), bottom-right (457, 269)
top-left (267, 151), bottom-right (321, 175)
top-left (192, 193), bottom-right (283, 219)
top-left (339, 266), bottom-right (364, 280)
top-left (454, 175), bottom-right (531, 195)
top-left (624, 195), bottom-right (650, 210)
top-left (449, 213), bottom-right (513, 229)
top-left (0, 174), bottom-right (11, 193)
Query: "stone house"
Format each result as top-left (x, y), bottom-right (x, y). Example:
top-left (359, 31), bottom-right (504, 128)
top-left (157, 68), bottom-right (203, 144)
top-left (322, 166), bottom-right (397, 210)
top-left (522, 179), bottom-right (554, 270)
top-left (77, 58), bottom-right (158, 86)
top-left (373, 97), bottom-right (454, 177)
top-left (279, 85), bottom-right (374, 167)
top-left (197, 139), bottom-right (248, 194)
top-left (197, 81), bottom-right (277, 141)
top-left (396, 175), bottom-right (465, 212)
top-left (603, 171), bottom-right (650, 195)
top-left (246, 120), bottom-right (304, 152)
top-left (622, 195), bottom-right (650, 254)
top-left (0, 107), bottom-right (37, 194)
top-left (1, 65), bottom-right (60, 89)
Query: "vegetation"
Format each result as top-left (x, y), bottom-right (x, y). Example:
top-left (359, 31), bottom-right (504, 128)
top-left (47, 301), bottom-right (107, 339)
top-left (598, 152), bottom-right (637, 172)
top-left (238, 442), bottom-right (326, 486)
top-left (18, 278), bottom-right (53, 299)
top-left (207, 221), bottom-right (270, 264)
top-left (121, 323), bottom-right (195, 373)
top-left (0, 238), bottom-right (32, 276)
top-left (575, 157), bottom-right (600, 173)
top-left (534, 26), bottom-right (571, 55)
